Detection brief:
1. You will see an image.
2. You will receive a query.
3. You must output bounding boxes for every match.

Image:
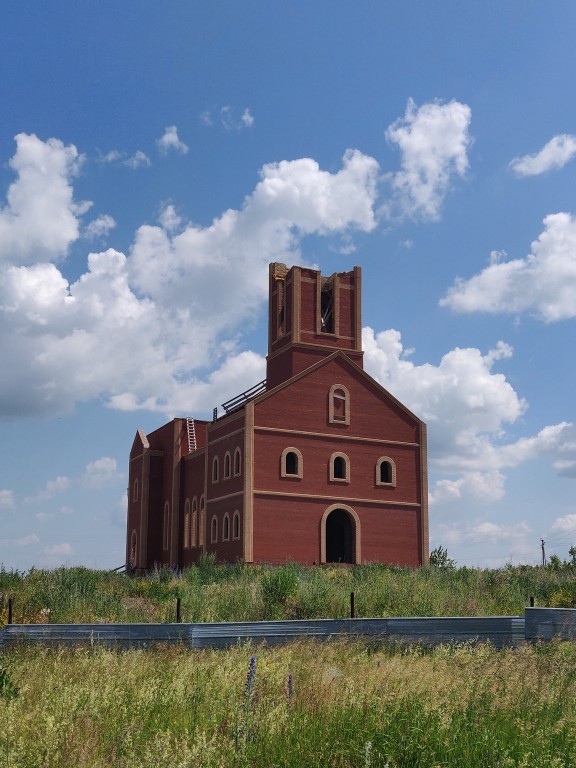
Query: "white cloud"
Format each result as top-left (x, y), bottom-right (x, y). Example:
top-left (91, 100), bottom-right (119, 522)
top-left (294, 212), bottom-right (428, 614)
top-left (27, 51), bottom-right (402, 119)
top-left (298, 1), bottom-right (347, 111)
top-left (101, 150), bottom-right (123, 163)
top-left (85, 214), bottom-right (116, 239)
top-left (46, 476), bottom-right (70, 495)
top-left (430, 471), bottom-right (506, 506)
top-left (16, 533), bottom-right (39, 546)
top-left (202, 106), bottom-right (255, 131)
top-left (43, 542), bottom-right (72, 556)
top-left (100, 149), bottom-right (151, 168)
top-left (0, 133), bottom-right (88, 266)
top-left (551, 514), bottom-right (576, 533)
top-left (158, 204), bottom-right (181, 233)
top-left (0, 489), bottom-right (15, 510)
top-left (0, 148), bottom-right (379, 417)
top-left (124, 150), bottom-right (151, 169)
top-left (241, 108), bottom-right (255, 128)
top-left (440, 212), bottom-right (576, 321)
top-left (363, 326), bottom-right (575, 505)
top-left (510, 134), bottom-right (576, 177)
top-left (383, 99), bottom-right (472, 221)
top-left (433, 520), bottom-right (534, 564)
top-left (156, 126), bottom-right (189, 155)
top-left (82, 457), bottom-right (121, 488)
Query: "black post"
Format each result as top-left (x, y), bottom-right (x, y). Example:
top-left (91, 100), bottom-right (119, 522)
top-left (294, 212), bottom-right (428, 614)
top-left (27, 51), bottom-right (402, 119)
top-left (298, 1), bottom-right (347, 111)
top-left (350, 592), bottom-right (355, 619)
top-left (176, 597), bottom-right (182, 623)
top-left (8, 597), bottom-right (13, 625)
top-left (529, 595), bottom-right (535, 607)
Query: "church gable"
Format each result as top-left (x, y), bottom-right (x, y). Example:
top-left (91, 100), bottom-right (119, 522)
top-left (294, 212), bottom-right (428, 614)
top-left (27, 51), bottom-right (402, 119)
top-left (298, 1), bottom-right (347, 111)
top-left (130, 428), bottom-right (149, 459)
top-left (253, 352), bottom-right (421, 444)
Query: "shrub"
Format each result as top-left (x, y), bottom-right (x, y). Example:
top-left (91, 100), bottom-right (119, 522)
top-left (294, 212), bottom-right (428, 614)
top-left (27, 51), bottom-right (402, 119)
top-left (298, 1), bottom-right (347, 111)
top-left (261, 565), bottom-right (299, 616)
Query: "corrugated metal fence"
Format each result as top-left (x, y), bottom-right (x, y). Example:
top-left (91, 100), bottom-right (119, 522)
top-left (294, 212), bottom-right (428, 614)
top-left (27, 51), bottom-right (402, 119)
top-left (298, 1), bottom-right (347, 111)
top-left (1, 609), bottom-right (572, 650)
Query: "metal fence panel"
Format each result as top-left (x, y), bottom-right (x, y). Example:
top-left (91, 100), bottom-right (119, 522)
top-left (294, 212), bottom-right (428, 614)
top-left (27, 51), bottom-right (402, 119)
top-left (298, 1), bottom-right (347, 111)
top-left (525, 607), bottom-right (576, 641)
top-left (0, 615), bottom-right (529, 650)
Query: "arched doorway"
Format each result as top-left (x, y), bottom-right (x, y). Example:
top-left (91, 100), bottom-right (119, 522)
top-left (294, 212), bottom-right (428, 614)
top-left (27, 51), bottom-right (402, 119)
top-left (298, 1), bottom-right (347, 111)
top-left (320, 504), bottom-right (361, 564)
top-left (325, 508), bottom-right (354, 563)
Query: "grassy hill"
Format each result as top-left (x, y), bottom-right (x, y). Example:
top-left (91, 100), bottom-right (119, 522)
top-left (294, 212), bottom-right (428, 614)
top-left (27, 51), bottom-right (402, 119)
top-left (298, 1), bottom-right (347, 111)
top-left (2, 557), bottom-right (576, 626)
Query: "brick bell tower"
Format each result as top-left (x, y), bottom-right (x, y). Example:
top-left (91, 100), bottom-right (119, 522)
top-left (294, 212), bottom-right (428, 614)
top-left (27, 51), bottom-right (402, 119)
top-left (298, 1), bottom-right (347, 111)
top-left (266, 262), bottom-right (363, 390)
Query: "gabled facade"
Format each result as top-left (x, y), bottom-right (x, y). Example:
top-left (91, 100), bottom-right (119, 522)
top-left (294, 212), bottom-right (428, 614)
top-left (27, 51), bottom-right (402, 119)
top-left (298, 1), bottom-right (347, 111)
top-left (127, 263), bottom-right (428, 571)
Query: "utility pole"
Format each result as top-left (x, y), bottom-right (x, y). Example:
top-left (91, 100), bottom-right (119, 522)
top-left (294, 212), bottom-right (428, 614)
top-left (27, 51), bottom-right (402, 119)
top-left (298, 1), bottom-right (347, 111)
top-left (541, 538), bottom-right (546, 567)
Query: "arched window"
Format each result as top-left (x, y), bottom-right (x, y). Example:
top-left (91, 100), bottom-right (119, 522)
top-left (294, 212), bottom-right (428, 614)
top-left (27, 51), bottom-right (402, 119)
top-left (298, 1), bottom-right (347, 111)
top-left (223, 451), bottom-right (231, 479)
top-left (184, 499), bottom-right (191, 549)
top-left (191, 497), bottom-right (198, 547)
top-left (223, 512), bottom-right (230, 541)
top-left (329, 452), bottom-right (350, 482)
top-left (281, 447), bottom-right (303, 479)
top-left (232, 510), bottom-right (241, 540)
top-left (234, 447), bottom-right (242, 476)
top-left (133, 478), bottom-right (139, 502)
top-left (328, 384), bottom-right (350, 425)
top-left (199, 496), bottom-right (205, 548)
top-left (376, 457), bottom-right (396, 487)
top-left (211, 515), bottom-right (218, 544)
top-left (212, 456), bottom-right (219, 483)
top-left (162, 501), bottom-right (170, 550)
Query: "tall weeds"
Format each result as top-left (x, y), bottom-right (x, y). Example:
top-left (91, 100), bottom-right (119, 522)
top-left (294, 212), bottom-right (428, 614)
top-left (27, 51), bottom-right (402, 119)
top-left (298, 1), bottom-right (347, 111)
top-left (2, 640), bottom-right (576, 766)
top-left (1, 562), bottom-right (576, 626)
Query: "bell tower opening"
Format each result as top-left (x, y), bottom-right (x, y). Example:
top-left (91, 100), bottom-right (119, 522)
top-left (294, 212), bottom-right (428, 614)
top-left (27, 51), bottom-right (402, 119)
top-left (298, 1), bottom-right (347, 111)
top-left (320, 277), bottom-right (334, 334)
top-left (266, 262), bottom-right (364, 389)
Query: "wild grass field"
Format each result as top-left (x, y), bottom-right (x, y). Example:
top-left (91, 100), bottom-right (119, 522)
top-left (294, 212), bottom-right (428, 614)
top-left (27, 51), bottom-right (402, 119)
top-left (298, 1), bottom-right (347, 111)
top-left (1, 557), bottom-right (576, 626)
top-left (2, 561), bottom-right (576, 767)
top-left (2, 639), bottom-right (576, 767)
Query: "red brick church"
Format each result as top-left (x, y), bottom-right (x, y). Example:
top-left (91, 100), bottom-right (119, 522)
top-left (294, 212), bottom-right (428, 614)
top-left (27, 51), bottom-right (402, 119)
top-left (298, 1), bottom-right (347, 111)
top-left (126, 262), bottom-right (429, 571)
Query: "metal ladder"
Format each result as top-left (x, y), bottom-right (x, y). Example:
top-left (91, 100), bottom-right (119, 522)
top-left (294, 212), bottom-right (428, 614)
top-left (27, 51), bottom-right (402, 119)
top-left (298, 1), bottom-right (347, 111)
top-left (186, 417), bottom-right (197, 453)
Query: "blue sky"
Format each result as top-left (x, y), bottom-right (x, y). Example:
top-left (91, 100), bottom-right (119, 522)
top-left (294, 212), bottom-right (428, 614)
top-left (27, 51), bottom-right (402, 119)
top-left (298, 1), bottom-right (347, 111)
top-left (1, 1), bottom-right (575, 570)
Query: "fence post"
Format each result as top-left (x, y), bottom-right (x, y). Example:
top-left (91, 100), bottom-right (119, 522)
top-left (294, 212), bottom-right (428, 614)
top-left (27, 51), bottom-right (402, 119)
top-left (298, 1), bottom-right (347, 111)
top-left (176, 597), bottom-right (182, 623)
top-left (529, 595), bottom-right (535, 607)
top-left (8, 597), bottom-right (13, 625)
top-left (350, 592), bottom-right (355, 619)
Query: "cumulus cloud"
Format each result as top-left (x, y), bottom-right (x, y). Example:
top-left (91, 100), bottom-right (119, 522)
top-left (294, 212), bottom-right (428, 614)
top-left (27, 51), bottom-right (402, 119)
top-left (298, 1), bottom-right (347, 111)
top-left (434, 520), bottom-right (534, 563)
top-left (0, 141), bottom-right (379, 418)
top-left (510, 134), bottom-right (576, 177)
top-left (363, 327), bottom-right (575, 505)
top-left (156, 126), bottom-right (189, 155)
top-left (85, 214), bottom-right (116, 239)
top-left (551, 514), bottom-right (576, 533)
top-left (16, 533), bottom-right (39, 546)
top-left (81, 457), bottom-right (122, 488)
top-left (158, 204), bottom-right (181, 233)
top-left (46, 476), bottom-right (71, 495)
top-left (0, 133), bottom-right (87, 265)
top-left (440, 212), bottom-right (576, 321)
top-left (26, 476), bottom-right (71, 503)
top-left (383, 99), bottom-right (472, 221)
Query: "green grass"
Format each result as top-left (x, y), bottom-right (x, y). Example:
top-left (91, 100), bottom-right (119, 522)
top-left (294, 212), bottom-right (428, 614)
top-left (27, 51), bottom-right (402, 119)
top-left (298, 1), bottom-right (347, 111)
top-left (2, 559), bottom-right (576, 626)
top-left (2, 639), bottom-right (576, 766)
top-left (2, 563), bottom-right (576, 766)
